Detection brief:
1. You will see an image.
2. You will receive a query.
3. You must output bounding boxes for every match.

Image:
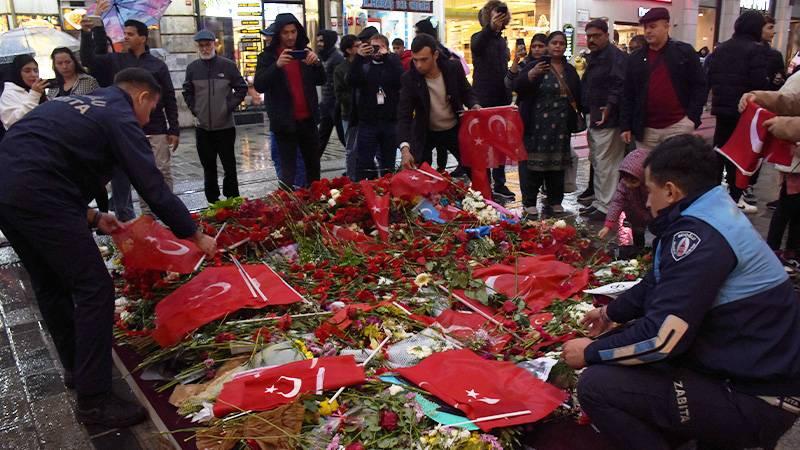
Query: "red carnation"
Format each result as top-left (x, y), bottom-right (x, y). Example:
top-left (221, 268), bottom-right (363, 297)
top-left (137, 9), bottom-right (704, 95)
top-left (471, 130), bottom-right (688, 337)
top-left (277, 314), bottom-right (292, 331)
top-left (379, 409), bottom-right (399, 431)
top-left (502, 300), bottom-right (517, 313)
top-left (345, 443), bottom-right (365, 450)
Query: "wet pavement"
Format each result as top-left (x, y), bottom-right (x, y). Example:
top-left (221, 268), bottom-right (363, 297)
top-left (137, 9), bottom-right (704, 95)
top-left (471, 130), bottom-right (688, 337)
top-left (1, 113), bottom-right (799, 449)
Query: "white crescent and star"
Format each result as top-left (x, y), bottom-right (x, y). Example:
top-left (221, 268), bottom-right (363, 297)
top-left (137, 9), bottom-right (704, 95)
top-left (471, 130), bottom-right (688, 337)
top-left (144, 236), bottom-right (191, 256)
top-left (188, 282), bottom-right (232, 301)
top-left (750, 107), bottom-right (765, 153)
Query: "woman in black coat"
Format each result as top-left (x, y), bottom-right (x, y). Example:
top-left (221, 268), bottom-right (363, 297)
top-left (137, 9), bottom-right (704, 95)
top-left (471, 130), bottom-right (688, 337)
top-left (513, 31), bottom-right (581, 216)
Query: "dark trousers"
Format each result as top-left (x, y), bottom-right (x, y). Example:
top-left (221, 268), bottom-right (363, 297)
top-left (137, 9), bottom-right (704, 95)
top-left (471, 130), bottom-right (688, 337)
top-left (520, 168), bottom-right (564, 207)
top-left (714, 115), bottom-right (744, 202)
top-left (578, 364), bottom-right (796, 450)
top-left (355, 120), bottom-right (396, 181)
top-left (492, 167), bottom-right (506, 189)
top-left (274, 119), bottom-right (321, 189)
top-left (421, 127), bottom-right (460, 168)
top-left (110, 168), bottom-right (134, 221)
top-left (767, 180), bottom-right (800, 252)
top-left (196, 127), bottom-right (239, 203)
top-left (0, 205), bottom-right (114, 397)
top-left (318, 107), bottom-right (344, 156)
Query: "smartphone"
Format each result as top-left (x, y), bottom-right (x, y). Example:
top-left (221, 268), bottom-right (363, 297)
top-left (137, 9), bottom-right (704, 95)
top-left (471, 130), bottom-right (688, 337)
top-left (85, 14), bottom-right (102, 27)
top-left (289, 49), bottom-right (307, 59)
top-left (515, 38), bottom-right (525, 47)
top-left (496, 5), bottom-right (508, 14)
top-left (371, 44), bottom-right (380, 54)
top-left (45, 78), bottom-right (58, 85)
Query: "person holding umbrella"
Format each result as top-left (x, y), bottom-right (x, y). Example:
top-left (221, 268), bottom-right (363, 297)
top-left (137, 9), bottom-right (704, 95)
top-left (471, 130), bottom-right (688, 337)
top-left (80, 0), bottom-right (180, 221)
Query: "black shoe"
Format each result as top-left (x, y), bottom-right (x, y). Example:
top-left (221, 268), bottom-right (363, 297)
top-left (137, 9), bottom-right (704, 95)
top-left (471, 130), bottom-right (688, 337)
top-left (64, 369), bottom-right (75, 390)
top-left (493, 185), bottom-right (516, 201)
top-left (767, 200), bottom-right (778, 211)
top-left (579, 205), bottom-right (598, 216)
top-left (578, 187), bottom-right (594, 199)
top-left (77, 392), bottom-right (147, 428)
top-left (577, 192), bottom-right (595, 206)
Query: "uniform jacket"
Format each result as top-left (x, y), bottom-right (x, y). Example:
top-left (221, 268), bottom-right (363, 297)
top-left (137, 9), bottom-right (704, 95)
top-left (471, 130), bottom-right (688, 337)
top-left (585, 186), bottom-right (800, 396)
top-left (183, 55), bottom-right (248, 131)
top-left (0, 87), bottom-right (196, 237)
top-left (603, 149), bottom-right (650, 230)
top-left (396, 57), bottom-right (478, 162)
top-left (470, 26), bottom-right (510, 106)
top-left (707, 11), bottom-right (770, 118)
top-left (80, 27), bottom-right (180, 137)
top-left (620, 39), bottom-right (707, 140)
top-left (581, 43), bottom-right (627, 129)
top-left (253, 13), bottom-right (325, 133)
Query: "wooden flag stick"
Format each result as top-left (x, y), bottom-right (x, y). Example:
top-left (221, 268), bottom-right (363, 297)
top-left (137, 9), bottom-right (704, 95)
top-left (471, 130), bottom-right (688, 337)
top-left (438, 285), bottom-right (525, 341)
top-left (445, 410), bottom-right (532, 428)
top-left (227, 311), bottom-right (332, 325)
top-left (230, 255), bottom-right (258, 298)
top-left (192, 223), bottom-right (227, 273)
top-left (328, 335), bottom-right (391, 404)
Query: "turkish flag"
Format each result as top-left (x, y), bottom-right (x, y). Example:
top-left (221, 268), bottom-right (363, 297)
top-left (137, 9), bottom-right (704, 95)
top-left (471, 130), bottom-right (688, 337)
top-left (717, 102), bottom-right (794, 189)
top-left (459, 106), bottom-right (527, 199)
top-left (434, 309), bottom-right (511, 352)
top-left (151, 264), bottom-right (305, 347)
top-left (322, 223), bottom-right (371, 243)
top-left (214, 356), bottom-right (366, 417)
top-left (112, 215), bottom-right (203, 274)
top-left (360, 181), bottom-right (390, 240)
top-left (396, 349), bottom-right (566, 431)
top-left (472, 255), bottom-right (590, 312)
top-left (390, 162), bottom-right (449, 200)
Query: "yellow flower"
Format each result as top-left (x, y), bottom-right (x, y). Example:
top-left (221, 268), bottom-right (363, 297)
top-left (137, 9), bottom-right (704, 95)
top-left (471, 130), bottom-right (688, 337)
top-left (318, 399), bottom-right (339, 416)
top-left (293, 339), bottom-right (314, 359)
top-left (414, 272), bottom-right (433, 287)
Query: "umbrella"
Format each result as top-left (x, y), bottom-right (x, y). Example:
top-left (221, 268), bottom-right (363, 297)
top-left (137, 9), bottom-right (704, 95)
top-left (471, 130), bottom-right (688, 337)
top-left (86, 0), bottom-right (172, 43)
top-left (0, 27), bottom-right (80, 78)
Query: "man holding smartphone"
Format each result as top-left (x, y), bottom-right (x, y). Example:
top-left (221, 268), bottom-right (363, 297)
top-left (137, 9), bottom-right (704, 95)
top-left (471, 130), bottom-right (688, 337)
top-left (349, 33), bottom-right (404, 180)
top-left (579, 19), bottom-right (628, 220)
top-left (254, 13), bottom-right (325, 189)
top-left (471, 0), bottom-right (515, 201)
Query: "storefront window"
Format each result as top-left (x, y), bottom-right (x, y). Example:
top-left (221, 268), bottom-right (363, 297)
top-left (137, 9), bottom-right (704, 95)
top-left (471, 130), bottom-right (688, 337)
top-left (444, 0), bottom-right (551, 68)
top-left (695, 6), bottom-right (716, 54)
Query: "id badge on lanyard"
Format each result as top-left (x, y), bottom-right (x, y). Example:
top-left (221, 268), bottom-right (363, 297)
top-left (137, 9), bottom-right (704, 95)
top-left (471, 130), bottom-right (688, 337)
top-left (377, 87), bottom-right (386, 105)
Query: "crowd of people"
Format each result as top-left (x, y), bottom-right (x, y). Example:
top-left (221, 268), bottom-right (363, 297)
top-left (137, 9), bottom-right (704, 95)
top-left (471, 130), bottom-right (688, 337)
top-left (0, 0), bottom-right (800, 441)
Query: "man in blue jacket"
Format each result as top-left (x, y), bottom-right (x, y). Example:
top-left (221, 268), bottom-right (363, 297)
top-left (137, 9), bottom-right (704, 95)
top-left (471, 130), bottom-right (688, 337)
top-left (562, 135), bottom-right (800, 449)
top-left (0, 68), bottom-right (216, 428)
top-left (81, 2), bottom-right (181, 219)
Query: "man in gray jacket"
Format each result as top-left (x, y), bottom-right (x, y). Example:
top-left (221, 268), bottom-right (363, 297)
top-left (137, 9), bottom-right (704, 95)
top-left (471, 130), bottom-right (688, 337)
top-left (183, 30), bottom-right (248, 204)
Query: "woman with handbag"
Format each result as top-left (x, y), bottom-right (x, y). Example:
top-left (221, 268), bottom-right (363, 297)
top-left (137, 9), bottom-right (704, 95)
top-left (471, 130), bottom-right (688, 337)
top-left (513, 31), bottom-right (583, 216)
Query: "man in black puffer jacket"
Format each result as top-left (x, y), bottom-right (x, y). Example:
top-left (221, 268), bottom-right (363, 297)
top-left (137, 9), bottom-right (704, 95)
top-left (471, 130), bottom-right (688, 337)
top-left (708, 10), bottom-right (769, 207)
top-left (316, 29), bottom-right (344, 154)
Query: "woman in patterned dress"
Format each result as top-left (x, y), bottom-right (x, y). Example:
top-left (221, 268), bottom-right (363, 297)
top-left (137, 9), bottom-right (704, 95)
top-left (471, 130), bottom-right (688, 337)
top-left (514, 31), bottom-right (582, 216)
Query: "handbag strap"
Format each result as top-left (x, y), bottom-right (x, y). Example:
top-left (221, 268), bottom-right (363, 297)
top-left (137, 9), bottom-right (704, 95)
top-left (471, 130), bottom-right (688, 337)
top-left (550, 66), bottom-right (579, 112)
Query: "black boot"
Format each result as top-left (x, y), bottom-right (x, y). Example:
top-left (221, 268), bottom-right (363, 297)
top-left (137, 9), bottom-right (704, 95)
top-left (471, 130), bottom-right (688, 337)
top-left (77, 392), bottom-right (147, 428)
top-left (63, 369), bottom-right (74, 390)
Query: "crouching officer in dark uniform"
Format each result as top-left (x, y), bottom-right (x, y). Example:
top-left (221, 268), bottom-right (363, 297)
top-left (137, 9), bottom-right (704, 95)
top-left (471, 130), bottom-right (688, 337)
top-left (0, 68), bottom-right (217, 428)
top-left (562, 135), bottom-right (800, 450)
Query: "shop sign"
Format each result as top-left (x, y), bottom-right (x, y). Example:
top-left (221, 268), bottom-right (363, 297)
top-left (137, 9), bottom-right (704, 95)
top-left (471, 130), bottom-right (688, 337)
top-left (361, 0), bottom-right (433, 13)
top-left (638, 7), bottom-right (650, 17)
top-left (740, 0), bottom-right (769, 10)
top-left (563, 24), bottom-right (575, 60)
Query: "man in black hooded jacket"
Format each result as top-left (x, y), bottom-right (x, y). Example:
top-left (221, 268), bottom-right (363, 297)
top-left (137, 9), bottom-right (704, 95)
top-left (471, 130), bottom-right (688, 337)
top-left (316, 29), bottom-right (344, 155)
top-left (708, 10), bottom-right (769, 208)
top-left (254, 13), bottom-right (325, 188)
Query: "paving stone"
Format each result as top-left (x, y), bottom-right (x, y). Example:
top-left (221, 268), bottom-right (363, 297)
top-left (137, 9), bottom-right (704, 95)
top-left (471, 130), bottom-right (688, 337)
top-left (30, 392), bottom-right (92, 450)
top-left (90, 427), bottom-right (142, 450)
top-left (0, 345), bottom-right (14, 370)
top-left (25, 369), bottom-right (66, 403)
top-left (10, 328), bottom-right (46, 356)
top-left (15, 347), bottom-right (55, 378)
top-left (3, 307), bottom-right (37, 328)
top-left (0, 423), bottom-right (41, 449)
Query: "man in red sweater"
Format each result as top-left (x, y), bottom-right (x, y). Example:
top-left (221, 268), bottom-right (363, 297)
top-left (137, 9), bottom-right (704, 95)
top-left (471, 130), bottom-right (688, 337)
top-left (254, 13), bottom-right (325, 189)
top-left (620, 8), bottom-right (706, 151)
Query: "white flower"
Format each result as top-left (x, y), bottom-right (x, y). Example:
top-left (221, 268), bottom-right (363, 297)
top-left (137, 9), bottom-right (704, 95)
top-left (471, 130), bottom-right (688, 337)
top-left (388, 384), bottom-right (405, 396)
top-left (628, 259), bottom-right (639, 268)
top-left (270, 229), bottom-right (284, 239)
top-left (414, 273), bottom-right (433, 287)
top-left (566, 302), bottom-right (594, 322)
top-left (328, 301), bottom-right (346, 311)
top-left (329, 189), bottom-right (341, 201)
top-left (115, 297), bottom-right (129, 308)
top-left (327, 198), bottom-right (337, 208)
top-left (554, 219), bottom-right (567, 228)
top-left (407, 345), bottom-right (433, 359)
top-left (378, 277), bottom-right (394, 286)
top-left (120, 310), bottom-right (132, 322)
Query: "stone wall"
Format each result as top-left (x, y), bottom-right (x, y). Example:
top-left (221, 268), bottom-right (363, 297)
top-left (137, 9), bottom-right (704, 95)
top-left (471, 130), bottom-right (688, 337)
top-left (159, 0), bottom-right (199, 129)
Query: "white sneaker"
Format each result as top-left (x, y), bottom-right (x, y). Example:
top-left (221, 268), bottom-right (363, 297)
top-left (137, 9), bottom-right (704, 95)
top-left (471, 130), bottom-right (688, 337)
top-left (737, 198), bottom-right (758, 214)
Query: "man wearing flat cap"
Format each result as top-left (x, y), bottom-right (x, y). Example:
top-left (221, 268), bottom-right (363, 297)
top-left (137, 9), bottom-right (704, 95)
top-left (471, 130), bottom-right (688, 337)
top-left (183, 29), bottom-right (248, 204)
top-left (620, 7), bottom-right (706, 151)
